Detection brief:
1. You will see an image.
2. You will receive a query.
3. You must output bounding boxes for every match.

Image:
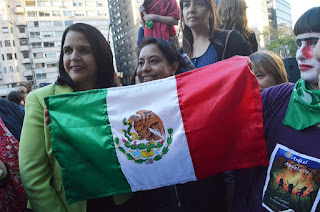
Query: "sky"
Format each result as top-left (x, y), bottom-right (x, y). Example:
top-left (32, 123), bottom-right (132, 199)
top-left (286, 0), bottom-right (319, 27)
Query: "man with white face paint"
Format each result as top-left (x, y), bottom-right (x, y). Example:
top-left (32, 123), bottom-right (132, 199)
top-left (232, 7), bottom-right (320, 212)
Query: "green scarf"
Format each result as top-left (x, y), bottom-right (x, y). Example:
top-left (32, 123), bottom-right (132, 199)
top-left (283, 79), bottom-right (320, 130)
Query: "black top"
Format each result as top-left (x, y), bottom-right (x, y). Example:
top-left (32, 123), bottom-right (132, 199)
top-left (0, 99), bottom-right (24, 141)
top-left (247, 32), bottom-right (258, 53)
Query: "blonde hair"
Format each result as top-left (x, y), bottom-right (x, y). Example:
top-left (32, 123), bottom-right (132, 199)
top-left (217, 0), bottom-right (251, 39)
top-left (249, 51), bottom-right (288, 85)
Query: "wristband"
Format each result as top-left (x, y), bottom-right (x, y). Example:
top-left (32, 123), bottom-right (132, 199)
top-left (155, 15), bottom-right (159, 21)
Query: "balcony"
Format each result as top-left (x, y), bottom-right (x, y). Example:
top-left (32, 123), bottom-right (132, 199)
top-left (19, 46), bottom-right (31, 52)
top-left (15, 20), bottom-right (27, 26)
top-left (18, 33), bottom-right (29, 39)
top-left (23, 70), bottom-right (33, 77)
top-left (13, 7), bottom-right (25, 14)
top-left (21, 58), bottom-right (31, 64)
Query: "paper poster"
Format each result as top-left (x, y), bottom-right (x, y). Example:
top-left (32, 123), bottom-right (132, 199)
top-left (262, 144), bottom-right (320, 212)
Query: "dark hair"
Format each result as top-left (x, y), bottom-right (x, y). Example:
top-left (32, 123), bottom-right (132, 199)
top-left (57, 23), bottom-right (118, 90)
top-left (217, 0), bottom-right (251, 39)
top-left (17, 81), bottom-right (32, 93)
top-left (180, 0), bottom-right (217, 58)
top-left (294, 7), bottom-right (320, 36)
top-left (136, 37), bottom-right (187, 75)
top-left (8, 91), bottom-right (23, 105)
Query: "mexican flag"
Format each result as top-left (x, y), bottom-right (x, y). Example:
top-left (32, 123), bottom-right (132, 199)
top-left (45, 56), bottom-right (268, 204)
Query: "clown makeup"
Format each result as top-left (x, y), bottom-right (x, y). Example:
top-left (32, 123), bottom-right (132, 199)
top-left (296, 32), bottom-right (320, 89)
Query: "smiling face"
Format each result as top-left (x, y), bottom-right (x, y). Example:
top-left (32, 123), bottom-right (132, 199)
top-left (296, 32), bottom-right (320, 89)
top-left (63, 31), bottom-right (97, 91)
top-left (137, 44), bottom-right (178, 83)
top-left (182, 0), bottom-right (211, 31)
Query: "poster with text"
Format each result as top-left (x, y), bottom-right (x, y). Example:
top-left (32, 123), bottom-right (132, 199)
top-left (262, 144), bottom-right (320, 212)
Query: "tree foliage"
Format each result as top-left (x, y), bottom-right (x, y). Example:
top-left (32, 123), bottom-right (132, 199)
top-left (266, 37), bottom-right (297, 58)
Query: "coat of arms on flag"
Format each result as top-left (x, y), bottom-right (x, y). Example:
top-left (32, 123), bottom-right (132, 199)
top-left (114, 110), bottom-right (174, 165)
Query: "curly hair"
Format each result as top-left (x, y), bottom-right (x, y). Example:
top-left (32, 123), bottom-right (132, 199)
top-left (180, 0), bottom-right (217, 58)
top-left (217, 0), bottom-right (251, 39)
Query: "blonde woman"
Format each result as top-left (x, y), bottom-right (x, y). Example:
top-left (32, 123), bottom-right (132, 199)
top-left (217, 0), bottom-right (258, 52)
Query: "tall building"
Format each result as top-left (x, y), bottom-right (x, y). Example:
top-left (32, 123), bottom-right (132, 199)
top-left (267, 0), bottom-right (292, 40)
top-left (107, 0), bottom-right (141, 85)
top-left (0, 0), bottom-right (111, 96)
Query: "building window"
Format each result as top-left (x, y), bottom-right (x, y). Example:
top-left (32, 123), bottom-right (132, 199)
top-left (27, 11), bottom-right (37, 17)
top-left (33, 53), bottom-right (43, 59)
top-left (31, 42), bottom-right (42, 48)
top-left (36, 73), bottom-right (47, 79)
top-left (45, 53), bottom-right (57, 58)
top-left (9, 66), bottom-right (14, 72)
top-left (55, 31), bottom-right (63, 37)
top-left (30, 31), bottom-right (40, 38)
top-left (64, 21), bottom-right (73, 26)
top-left (53, 21), bottom-right (63, 26)
top-left (39, 11), bottom-right (50, 17)
top-left (20, 40), bottom-right (28, 46)
top-left (14, 53), bottom-right (17, 59)
top-left (0, 41), bottom-right (2, 47)
top-left (39, 21), bottom-right (52, 27)
top-left (12, 40), bottom-right (15, 46)
top-left (3, 67), bottom-right (6, 73)
top-left (74, 11), bottom-right (85, 16)
top-left (23, 52), bottom-right (29, 58)
top-left (37, 1), bottom-right (49, 6)
top-left (43, 42), bottom-right (55, 47)
top-left (52, 11), bottom-right (61, 16)
top-left (28, 21), bottom-right (39, 27)
top-left (73, 2), bottom-right (83, 6)
top-left (2, 27), bottom-right (8, 33)
top-left (25, 1), bottom-right (36, 6)
top-left (35, 63), bottom-right (45, 68)
top-left (2, 54), bottom-right (4, 61)
top-left (7, 53), bottom-right (13, 60)
top-left (47, 63), bottom-right (58, 68)
top-left (63, 11), bottom-right (72, 16)
top-left (96, 1), bottom-right (104, 6)
top-left (4, 40), bottom-right (10, 47)
top-left (19, 27), bottom-right (25, 33)
top-left (42, 31), bottom-right (53, 37)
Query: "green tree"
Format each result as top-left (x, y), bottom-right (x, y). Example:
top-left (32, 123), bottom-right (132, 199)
top-left (266, 37), bottom-right (297, 58)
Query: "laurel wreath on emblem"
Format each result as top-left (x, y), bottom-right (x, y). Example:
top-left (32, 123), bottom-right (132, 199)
top-left (113, 110), bottom-right (173, 165)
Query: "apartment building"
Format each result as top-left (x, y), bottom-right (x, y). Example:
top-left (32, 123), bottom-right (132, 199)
top-left (0, 0), bottom-right (111, 96)
top-left (107, 0), bottom-right (141, 85)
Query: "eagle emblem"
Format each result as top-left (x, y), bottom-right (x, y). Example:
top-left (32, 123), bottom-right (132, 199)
top-left (114, 110), bottom-right (173, 164)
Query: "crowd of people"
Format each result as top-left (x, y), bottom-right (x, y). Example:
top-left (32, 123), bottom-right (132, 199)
top-left (0, 0), bottom-right (319, 211)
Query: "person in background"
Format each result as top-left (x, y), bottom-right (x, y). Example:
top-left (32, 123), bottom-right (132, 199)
top-left (0, 116), bottom-right (28, 211)
top-left (19, 23), bottom-right (133, 212)
top-left (249, 51), bottom-right (288, 92)
top-left (140, 0), bottom-right (180, 48)
top-left (217, 0), bottom-right (258, 52)
top-left (16, 81), bottom-right (32, 105)
top-left (135, 36), bottom-right (232, 211)
top-left (0, 99), bottom-right (24, 141)
top-left (233, 6), bottom-right (320, 212)
top-left (180, 0), bottom-right (252, 69)
top-left (8, 91), bottom-right (25, 111)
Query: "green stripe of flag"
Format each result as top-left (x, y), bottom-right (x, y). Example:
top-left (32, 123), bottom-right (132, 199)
top-left (45, 89), bottom-right (132, 204)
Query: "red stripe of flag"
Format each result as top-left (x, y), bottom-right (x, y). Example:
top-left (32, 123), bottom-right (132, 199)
top-left (175, 56), bottom-right (268, 180)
